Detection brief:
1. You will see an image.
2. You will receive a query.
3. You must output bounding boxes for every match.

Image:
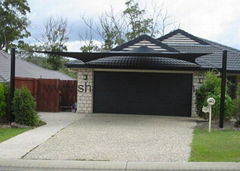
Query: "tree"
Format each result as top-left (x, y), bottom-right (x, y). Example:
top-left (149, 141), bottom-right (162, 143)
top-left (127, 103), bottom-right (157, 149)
top-left (79, 18), bottom-right (100, 52)
top-left (123, 0), bottom-right (152, 40)
top-left (80, 40), bottom-right (100, 52)
top-left (40, 17), bottom-right (69, 70)
top-left (80, 0), bottom-right (177, 51)
top-left (0, 0), bottom-right (30, 51)
top-left (80, 12), bottom-right (124, 51)
top-left (18, 17), bottom-right (76, 78)
top-left (99, 9), bottom-right (125, 50)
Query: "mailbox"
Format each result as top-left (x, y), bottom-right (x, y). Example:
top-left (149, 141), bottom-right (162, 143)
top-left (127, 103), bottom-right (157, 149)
top-left (207, 97), bottom-right (215, 106)
top-left (202, 106), bottom-right (209, 113)
top-left (202, 97), bottom-right (215, 133)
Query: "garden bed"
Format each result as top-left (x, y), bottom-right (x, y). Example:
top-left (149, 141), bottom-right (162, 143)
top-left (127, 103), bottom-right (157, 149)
top-left (195, 120), bottom-right (240, 130)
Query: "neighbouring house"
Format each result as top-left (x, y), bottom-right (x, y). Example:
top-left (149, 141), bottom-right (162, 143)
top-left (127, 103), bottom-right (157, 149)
top-left (0, 50), bottom-right (77, 112)
top-left (65, 29), bottom-right (240, 117)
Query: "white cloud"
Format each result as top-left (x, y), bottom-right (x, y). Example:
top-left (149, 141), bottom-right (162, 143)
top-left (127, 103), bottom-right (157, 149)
top-left (28, 0), bottom-right (125, 22)
top-left (163, 0), bottom-right (240, 40)
top-left (65, 41), bottom-right (81, 52)
top-left (66, 40), bottom-right (102, 52)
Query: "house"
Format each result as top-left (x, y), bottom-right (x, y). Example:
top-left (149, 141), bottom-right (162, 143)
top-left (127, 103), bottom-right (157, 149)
top-left (0, 50), bottom-right (77, 112)
top-left (65, 29), bottom-right (240, 117)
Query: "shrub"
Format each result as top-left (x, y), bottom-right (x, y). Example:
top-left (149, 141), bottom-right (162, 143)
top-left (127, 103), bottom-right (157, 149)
top-left (3, 84), bottom-right (10, 122)
top-left (232, 83), bottom-right (240, 127)
top-left (196, 71), bottom-right (234, 120)
top-left (12, 87), bottom-right (39, 126)
top-left (0, 83), bottom-right (6, 121)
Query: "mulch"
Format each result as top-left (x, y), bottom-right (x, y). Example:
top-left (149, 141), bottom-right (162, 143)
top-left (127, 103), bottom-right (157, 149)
top-left (0, 123), bottom-right (11, 128)
top-left (0, 122), bottom-right (32, 128)
top-left (195, 120), bottom-right (240, 130)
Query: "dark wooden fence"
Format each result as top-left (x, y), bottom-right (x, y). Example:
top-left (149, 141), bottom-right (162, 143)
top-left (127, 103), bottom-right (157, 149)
top-left (15, 77), bottom-right (77, 112)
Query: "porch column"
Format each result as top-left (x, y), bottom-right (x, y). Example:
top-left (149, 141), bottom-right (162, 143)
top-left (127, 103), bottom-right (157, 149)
top-left (77, 69), bottom-right (93, 113)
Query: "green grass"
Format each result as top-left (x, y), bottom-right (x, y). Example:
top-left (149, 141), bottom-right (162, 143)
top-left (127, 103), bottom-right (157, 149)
top-left (0, 128), bottom-right (30, 143)
top-left (190, 128), bottom-right (240, 162)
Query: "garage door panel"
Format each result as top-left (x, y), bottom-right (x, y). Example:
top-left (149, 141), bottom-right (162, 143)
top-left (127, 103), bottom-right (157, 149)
top-left (93, 72), bottom-right (192, 116)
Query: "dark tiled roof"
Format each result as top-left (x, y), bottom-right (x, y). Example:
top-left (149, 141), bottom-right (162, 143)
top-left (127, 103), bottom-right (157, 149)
top-left (158, 29), bottom-right (209, 45)
top-left (66, 29), bottom-right (240, 72)
top-left (112, 34), bottom-right (178, 52)
top-left (201, 38), bottom-right (240, 53)
top-left (65, 56), bottom-right (199, 70)
top-left (157, 29), bottom-right (240, 73)
top-left (170, 44), bottom-right (240, 71)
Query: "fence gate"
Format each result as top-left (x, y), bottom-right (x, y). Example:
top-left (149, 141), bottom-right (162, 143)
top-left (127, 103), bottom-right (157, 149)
top-left (15, 77), bottom-right (77, 112)
top-left (59, 80), bottom-right (77, 111)
top-left (37, 79), bottom-right (60, 112)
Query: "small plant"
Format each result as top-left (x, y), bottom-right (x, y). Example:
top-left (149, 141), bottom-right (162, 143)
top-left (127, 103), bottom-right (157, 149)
top-left (12, 87), bottom-right (39, 126)
top-left (0, 83), bottom-right (6, 121)
top-left (196, 71), bottom-right (233, 120)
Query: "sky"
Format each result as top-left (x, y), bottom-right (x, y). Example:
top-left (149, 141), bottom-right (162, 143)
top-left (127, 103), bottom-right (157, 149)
top-left (27, 0), bottom-right (240, 51)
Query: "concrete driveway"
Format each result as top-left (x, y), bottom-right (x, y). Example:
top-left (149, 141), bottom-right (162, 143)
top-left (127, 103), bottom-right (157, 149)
top-left (24, 114), bottom-right (196, 162)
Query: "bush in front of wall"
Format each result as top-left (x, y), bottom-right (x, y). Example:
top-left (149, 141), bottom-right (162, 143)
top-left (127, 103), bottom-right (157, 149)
top-left (3, 84), bottom-right (11, 122)
top-left (232, 83), bottom-right (240, 127)
top-left (0, 83), bottom-right (6, 121)
top-left (196, 71), bottom-right (234, 120)
top-left (12, 87), bottom-right (39, 126)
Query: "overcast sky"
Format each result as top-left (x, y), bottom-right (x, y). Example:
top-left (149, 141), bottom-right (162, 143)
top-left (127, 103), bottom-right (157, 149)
top-left (27, 0), bottom-right (240, 51)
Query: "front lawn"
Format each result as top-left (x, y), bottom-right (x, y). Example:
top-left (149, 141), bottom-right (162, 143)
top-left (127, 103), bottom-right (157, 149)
top-left (190, 128), bottom-right (240, 162)
top-left (0, 128), bottom-right (30, 143)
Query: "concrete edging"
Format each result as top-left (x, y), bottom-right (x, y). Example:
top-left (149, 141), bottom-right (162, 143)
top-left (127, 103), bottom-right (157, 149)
top-left (127, 162), bottom-right (240, 170)
top-left (0, 159), bottom-right (240, 171)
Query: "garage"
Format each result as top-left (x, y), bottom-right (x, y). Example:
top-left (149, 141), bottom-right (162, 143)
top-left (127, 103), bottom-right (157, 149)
top-left (62, 33), bottom-right (211, 117)
top-left (93, 71), bottom-right (193, 116)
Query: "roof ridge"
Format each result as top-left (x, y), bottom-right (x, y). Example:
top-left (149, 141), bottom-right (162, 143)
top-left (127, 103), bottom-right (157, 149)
top-left (0, 74), bottom-right (8, 82)
top-left (0, 50), bottom-right (10, 59)
top-left (196, 58), bottom-right (219, 68)
top-left (158, 29), bottom-right (209, 45)
top-left (199, 37), bottom-right (240, 53)
top-left (158, 29), bottom-right (240, 54)
top-left (112, 34), bottom-right (178, 52)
